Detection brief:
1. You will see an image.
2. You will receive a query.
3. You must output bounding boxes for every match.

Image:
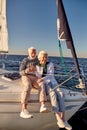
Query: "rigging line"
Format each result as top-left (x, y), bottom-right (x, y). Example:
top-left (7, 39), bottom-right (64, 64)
top-left (36, 72), bottom-right (83, 77)
top-left (0, 71), bottom-right (80, 77)
top-left (0, 73), bottom-right (69, 77)
top-left (42, 73), bottom-right (69, 77)
top-left (58, 40), bottom-right (77, 88)
top-left (58, 40), bottom-right (67, 74)
top-left (78, 106), bottom-right (87, 112)
top-left (48, 73), bottom-right (78, 95)
top-left (67, 67), bottom-right (76, 74)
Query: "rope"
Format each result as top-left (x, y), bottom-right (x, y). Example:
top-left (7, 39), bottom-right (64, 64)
top-left (58, 40), bottom-right (67, 74)
top-left (48, 73), bottom-right (78, 95)
top-left (42, 73), bottom-right (69, 77)
top-left (58, 40), bottom-right (77, 89)
top-left (68, 67), bottom-right (76, 74)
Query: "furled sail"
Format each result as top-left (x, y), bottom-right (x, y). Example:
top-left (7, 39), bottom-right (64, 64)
top-left (56, 0), bottom-right (81, 78)
top-left (0, 0), bottom-right (8, 53)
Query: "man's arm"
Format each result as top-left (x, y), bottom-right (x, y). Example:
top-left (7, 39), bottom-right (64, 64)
top-left (19, 58), bottom-right (27, 76)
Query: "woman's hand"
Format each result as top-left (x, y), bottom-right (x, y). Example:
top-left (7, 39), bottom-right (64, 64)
top-left (54, 65), bottom-right (58, 70)
top-left (37, 78), bottom-right (43, 84)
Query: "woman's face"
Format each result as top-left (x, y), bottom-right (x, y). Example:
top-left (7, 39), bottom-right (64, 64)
top-left (40, 54), bottom-right (47, 64)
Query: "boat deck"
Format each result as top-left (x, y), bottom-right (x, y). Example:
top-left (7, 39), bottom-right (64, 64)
top-left (0, 75), bottom-right (57, 130)
top-left (0, 71), bottom-right (87, 129)
top-left (0, 75), bottom-right (40, 102)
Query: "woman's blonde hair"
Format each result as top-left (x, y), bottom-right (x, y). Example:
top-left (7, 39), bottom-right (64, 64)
top-left (38, 50), bottom-right (48, 61)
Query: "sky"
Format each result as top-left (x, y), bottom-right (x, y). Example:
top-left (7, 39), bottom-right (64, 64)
top-left (6, 0), bottom-right (87, 58)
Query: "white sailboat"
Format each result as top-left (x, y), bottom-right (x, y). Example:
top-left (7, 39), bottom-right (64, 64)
top-left (0, 0), bottom-right (87, 129)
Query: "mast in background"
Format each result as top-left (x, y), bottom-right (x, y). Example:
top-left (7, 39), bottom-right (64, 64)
top-left (56, 0), bottom-right (85, 89)
top-left (0, 0), bottom-right (8, 54)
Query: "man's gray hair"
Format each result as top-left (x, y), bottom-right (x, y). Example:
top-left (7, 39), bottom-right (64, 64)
top-left (28, 47), bottom-right (36, 53)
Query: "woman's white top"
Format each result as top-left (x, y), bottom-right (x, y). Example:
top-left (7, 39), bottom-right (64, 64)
top-left (36, 62), bottom-right (58, 86)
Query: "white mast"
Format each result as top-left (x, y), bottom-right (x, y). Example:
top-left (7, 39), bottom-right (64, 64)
top-left (0, 0), bottom-right (8, 53)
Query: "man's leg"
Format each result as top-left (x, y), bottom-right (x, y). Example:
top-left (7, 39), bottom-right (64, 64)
top-left (20, 76), bottom-right (33, 118)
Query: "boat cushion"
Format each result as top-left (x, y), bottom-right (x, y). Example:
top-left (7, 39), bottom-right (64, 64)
top-left (3, 72), bottom-right (21, 80)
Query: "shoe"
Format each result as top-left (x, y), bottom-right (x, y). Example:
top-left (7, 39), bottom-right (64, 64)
top-left (20, 109), bottom-right (33, 119)
top-left (64, 121), bottom-right (72, 130)
top-left (57, 120), bottom-right (65, 128)
top-left (40, 104), bottom-right (48, 113)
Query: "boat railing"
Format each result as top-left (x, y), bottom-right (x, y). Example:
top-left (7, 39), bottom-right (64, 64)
top-left (48, 73), bottom-right (78, 94)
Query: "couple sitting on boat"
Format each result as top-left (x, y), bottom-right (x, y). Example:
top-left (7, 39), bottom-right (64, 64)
top-left (19, 47), bottom-right (72, 130)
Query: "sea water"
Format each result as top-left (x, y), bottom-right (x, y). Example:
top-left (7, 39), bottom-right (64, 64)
top-left (0, 54), bottom-right (87, 130)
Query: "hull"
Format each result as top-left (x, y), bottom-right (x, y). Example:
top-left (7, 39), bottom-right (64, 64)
top-left (0, 99), bottom-right (86, 130)
top-left (0, 70), bottom-right (87, 129)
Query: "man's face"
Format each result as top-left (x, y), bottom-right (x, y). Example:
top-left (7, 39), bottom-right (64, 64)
top-left (29, 49), bottom-right (36, 59)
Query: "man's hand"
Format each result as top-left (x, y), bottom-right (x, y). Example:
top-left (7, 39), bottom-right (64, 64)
top-left (30, 65), bottom-right (37, 72)
top-left (25, 68), bottom-right (30, 74)
top-left (25, 66), bottom-right (36, 74)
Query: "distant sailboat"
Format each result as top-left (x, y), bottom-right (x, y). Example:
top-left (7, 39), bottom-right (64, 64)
top-left (0, 0), bottom-right (8, 54)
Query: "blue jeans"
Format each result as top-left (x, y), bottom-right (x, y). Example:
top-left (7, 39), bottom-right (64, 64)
top-left (46, 82), bottom-right (65, 113)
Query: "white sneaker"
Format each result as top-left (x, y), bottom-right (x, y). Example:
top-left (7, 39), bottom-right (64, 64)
top-left (65, 121), bottom-right (72, 130)
top-left (40, 104), bottom-right (48, 113)
top-left (57, 120), bottom-right (65, 128)
top-left (20, 109), bottom-right (33, 119)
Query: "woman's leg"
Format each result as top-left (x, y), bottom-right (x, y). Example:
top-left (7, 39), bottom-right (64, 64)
top-left (46, 82), bottom-right (66, 128)
top-left (39, 82), bottom-right (47, 103)
top-left (55, 87), bottom-right (65, 121)
top-left (50, 77), bottom-right (65, 121)
top-left (39, 82), bottom-right (48, 112)
top-left (46, 82), bottom-right (59, 113)
top-left (51, 81), bottom-right (72, 129)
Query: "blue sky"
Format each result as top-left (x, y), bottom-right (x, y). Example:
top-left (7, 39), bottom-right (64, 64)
top-left (6, 0), bottom-right (87, 58)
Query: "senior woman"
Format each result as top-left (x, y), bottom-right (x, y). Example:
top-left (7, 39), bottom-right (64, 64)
top-left (36, 51), bottom-right (72, 130)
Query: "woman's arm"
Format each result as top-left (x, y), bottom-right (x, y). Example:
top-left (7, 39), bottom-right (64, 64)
top-left (43, 62), bottom-right (54, 81)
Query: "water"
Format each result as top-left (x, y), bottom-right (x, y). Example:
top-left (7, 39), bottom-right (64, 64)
top-left (69, 102), bottom-right (87, 130)
top-left (0, 54), bottom-right (87, 130)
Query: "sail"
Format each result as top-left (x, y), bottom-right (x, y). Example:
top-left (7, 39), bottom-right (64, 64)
top-left (0, 0), bottom-right (8, 53)
top-left (56, 0), bottom-right (81, 78)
